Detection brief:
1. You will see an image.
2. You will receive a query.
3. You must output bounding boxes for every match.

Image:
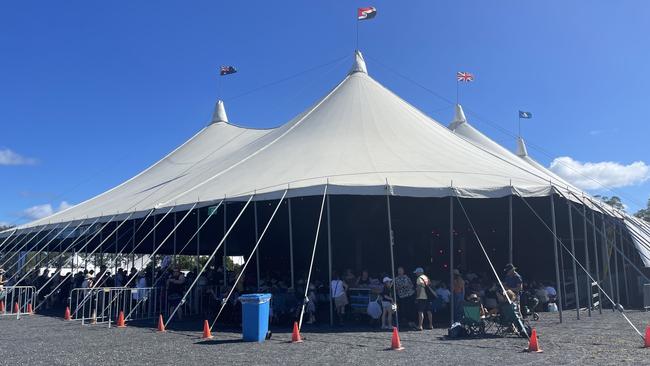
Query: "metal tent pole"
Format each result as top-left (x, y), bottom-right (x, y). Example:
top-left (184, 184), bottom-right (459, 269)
top-left (254, 201), bottom-right (260, 291)
top-left (327, 194), bottom-right (334, 327)
top-left (509, 195), bottom-right (513, 264)
top-left (385, 185), bottom-right (399, 329)
top-left (288, 198), bottom-right (295, 290)
top-left (196, 209), bottom-right (200, 276)
top-left (173, 212), bottom-right (177, 264)
top-left (581, 203), bottom-right (592, 317)
top-left (612, 224), bottom-right (620, 305)
top-left (223, 202), bottom-right (227, 288)
top-left (449, 195), bottom-right (455, 326)
top-left (601, 213), bottom-right (614, 308)
top-left (550, 194), bottom-right (563, 323)
top-left (618, 225), bottom-right (629, 306)
top-left (567, 200), bottom-right (580, 319)
top-left (591, 210), bottom-right (602, 314)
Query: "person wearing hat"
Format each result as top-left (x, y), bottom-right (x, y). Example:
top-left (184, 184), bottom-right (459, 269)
top-left (413, 267), bottom-right (434, 330)
top-left (380, 277), bottom-right (395, 330)
top-left (502, 263), bottom-right (523, 296)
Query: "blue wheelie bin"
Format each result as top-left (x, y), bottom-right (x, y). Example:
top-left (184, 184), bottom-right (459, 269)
top-left (239, 293), bottom-right (272, 342)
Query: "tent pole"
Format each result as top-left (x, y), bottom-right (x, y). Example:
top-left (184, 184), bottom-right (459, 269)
top-left (550, 194), bottom-right (563, 323)
top-left (618, 225), bottom-right (629, 306)
top-left (132, 220), bottom-right (136, 270)
top-left (449, 195), bottom-right (455, 326)
top-left (223, 202), bottom-right (227, 290)
top-left (114, 223), bottom-right (118, 275)
top-left (567, 199), bottom-right (580, 319)
top-left (254, 201), bottom-right (260, 291)
top-left (612, 224), bottom-right (620, 305)
top-left (173, 212), bottom-right (177, 265)
top-left (590, 210), bottom-right (602, 314)
top-left (152, 215), bottom-right (156, 290)
top-left (582, 203), bottom-right (592, 317)
top-left (602, 213), bottom-right (614, 308)
top-left (288, 198), bottom-right (295, 290)
top-left (508, 195), bottom-right (513, 264)
top-left (196, 209), bottom-right (200, 279)
top-left (327, 194), bottom-right (334, 327)
top-left (385, 185), bottom-right (399, 329)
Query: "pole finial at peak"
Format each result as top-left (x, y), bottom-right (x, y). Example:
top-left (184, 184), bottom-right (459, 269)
top-left (448, 104), bottom-right (467, 131)
top-left (349, 50), bottom-right (368, 75)
top-left (210, 100), bottom-right (228, 124)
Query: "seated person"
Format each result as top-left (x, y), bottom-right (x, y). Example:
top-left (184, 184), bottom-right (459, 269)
top-left (466, 293), bottom-right (487, 317)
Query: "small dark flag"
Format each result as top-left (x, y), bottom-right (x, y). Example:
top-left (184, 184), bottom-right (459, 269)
top-left (220, 65), bottom-right (237, 76)
top-left (358, 7), bottom-right (377, 20)
top-left (519, 111), bottom-right (533, 119)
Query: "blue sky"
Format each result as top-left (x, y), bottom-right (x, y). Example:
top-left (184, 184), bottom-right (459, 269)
top-left (1, 1), bottom-right (649, 225)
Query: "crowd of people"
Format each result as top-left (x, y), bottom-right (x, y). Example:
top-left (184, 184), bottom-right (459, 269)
top-left (0, 259), bottom-right (558, 332)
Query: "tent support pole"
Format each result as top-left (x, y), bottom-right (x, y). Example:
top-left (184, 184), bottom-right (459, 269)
top-left (550, 194), bottom-right (563, 323)
top-left (618, 225), bottom-right (629, 306)
top-left (591, 210), bottom-right (602, 314)
top-left (196, 209), bottom-right (200, 277)
top-left (449, 195), bottom-right (455, 326)
top-left (223, 202), bottom-right (227, 289)
top-left (508, 195), bottom-right (513, 264)
top-left (612, 225), bottom-right (620, 304)
top-left (327, 194), bottom-right (334, 327)
top-left (602, 213), bottom-right (614, 308)
top-left (173, 212), bottom-right (177, 264)
top-left (254, 201), bottom-right (260, 291)
top-left (567, 199), bottom-right (580, 319)
top-left (582, 204), bottom-right (592, 317)
top-left (288, 198), bottom-right (295, 290)
top-left (152, 215), bottom-right (156, 291)
top-left (385, 185), bottom-right (399, 329)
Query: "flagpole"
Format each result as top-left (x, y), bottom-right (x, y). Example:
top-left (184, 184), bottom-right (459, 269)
top-left (456, 80), bottom-right (459, 105)
top-left (518, 115), bottom-right (521, 137)
top-left (356, 18), bottom-right (359, 50)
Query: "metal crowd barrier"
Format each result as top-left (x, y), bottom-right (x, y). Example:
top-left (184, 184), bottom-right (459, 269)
top-left (68, 284), bottom-right (220, 327)
top-left (0, 286), bottom-right (36, 319)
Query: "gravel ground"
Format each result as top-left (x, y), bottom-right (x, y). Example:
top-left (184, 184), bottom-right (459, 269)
top-left (0, 310), bottom-right (648, 365)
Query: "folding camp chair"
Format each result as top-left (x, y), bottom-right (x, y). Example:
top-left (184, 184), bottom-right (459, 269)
top-left (489, 303), bottom-right (531, 338)
top-left (460, 304), bottom-right (486, 336)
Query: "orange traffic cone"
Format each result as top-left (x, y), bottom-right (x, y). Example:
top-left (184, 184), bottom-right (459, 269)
top-left (291, 321), bottom-right (303, 343)
top-left (0, 300), bottom-right (5, 313)
top-left (64, 306), bottom-right (71, 321)
top-left (390, 327), bottom-right (404, 351)
top-left (525, 328), bottom-right (543, 353)
top-left (644, 325), bottom-right (650, 348)
top-left (13, 302), bottom-right (19, 313)
top-left (157, 314), bottom-right (166, 332)
top-left (116, 310), bottom-right (126, 328)
top-left (27, 303), bottom-right (33, 314)
top-left (202, 320), bottom-right (213, 339)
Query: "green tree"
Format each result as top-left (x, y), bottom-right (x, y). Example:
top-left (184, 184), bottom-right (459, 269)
top-left (594, 195), bottom-right (625, 211)
top-left (635, 199), bottom-right (650, 222)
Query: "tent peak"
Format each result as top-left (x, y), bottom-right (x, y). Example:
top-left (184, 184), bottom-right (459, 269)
top-left (349, 50), bottom-right (368, 75)
top-left (448, 104), bottom-right (467, 131)
top-left (516, 136), bottom-right (528, 157)
top-left (210, 99), bottom-right (228, 124)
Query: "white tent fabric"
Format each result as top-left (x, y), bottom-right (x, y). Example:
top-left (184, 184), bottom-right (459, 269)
top-left (448, 103), bottom-right (650, 267)
top-left (0, 51), bottom-right (623, 232)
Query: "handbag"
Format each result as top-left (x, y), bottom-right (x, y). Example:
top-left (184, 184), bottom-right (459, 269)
top-left (367, 296), bottom-right (382, 319)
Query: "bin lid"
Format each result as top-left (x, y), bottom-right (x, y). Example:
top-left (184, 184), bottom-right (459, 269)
top-left (239, 293), bottom-right (272, 303)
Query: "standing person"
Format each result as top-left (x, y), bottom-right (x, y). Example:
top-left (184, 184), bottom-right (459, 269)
top-left (394, 266), bottom-right (416, 327)
top-left (0, 268), bottom-right (6, 303)
top-left (452, 269), bottom-right (465, 321)
top-left (330, 271), bottom-right (348, 325)
top-left (503, 263), bottom-right (523, 299)
top-left (413, 268), bottom-right (434, 330)
top-left (166, 267), bottom-right (186, 320)
top-left (380, 277), bottom-right (395, 330)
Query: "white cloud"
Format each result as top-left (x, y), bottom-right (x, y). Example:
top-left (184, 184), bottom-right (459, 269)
top-left (0, 148), bottom-right (36, 165)
top-left (21, 201), bottom-right (73, 220)
top-left (549, 156), bottom-right (650, 190)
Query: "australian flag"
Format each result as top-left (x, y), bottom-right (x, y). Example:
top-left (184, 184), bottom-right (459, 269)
top-left (220, 65), bottom-right (237, 76)
top-left (519, 110), bottom-right (533, 119)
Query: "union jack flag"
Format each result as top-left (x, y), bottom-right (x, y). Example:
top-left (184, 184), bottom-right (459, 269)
top-left (456, 71), bottom-right (474, 82)
top-left (220, 65), bottom-right (237, 76)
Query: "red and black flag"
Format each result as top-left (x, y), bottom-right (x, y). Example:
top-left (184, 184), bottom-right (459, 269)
top-left (220, 65), bottom-right (237, 76)
top-left (357, 7), bottom-right (377, 21)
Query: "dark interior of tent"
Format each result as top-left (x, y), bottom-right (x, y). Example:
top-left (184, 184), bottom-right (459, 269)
top-left (22, 193), bottom-right (647, 309)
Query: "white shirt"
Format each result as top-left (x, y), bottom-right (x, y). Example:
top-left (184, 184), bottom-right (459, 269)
top-left (331, 280), bottom-right (345, 298)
